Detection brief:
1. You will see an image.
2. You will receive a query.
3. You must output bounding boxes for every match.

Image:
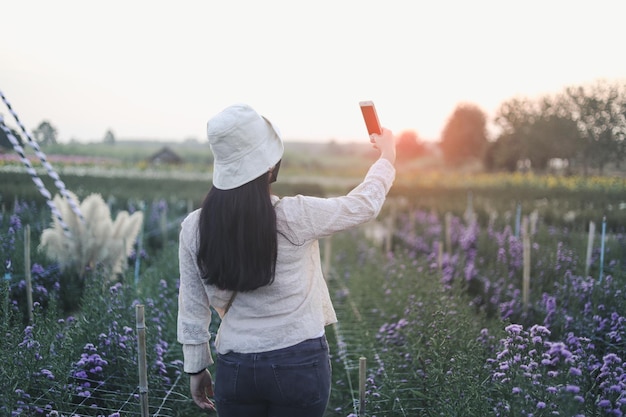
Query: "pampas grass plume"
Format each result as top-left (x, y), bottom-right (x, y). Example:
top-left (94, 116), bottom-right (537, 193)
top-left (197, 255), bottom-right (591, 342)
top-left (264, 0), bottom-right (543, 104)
top-left (39, 193), bottom-right (144, 280)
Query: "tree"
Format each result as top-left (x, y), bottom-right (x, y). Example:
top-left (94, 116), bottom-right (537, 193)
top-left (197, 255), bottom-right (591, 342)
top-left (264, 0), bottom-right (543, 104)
top-left (490, 96), bottom-right (582, 172)
top-left (395, 130), bottom-right (427, 161)
top-left (618, 93), bottom-right (626, 168)
top-left (32, 120), bottom-right (58, 145)
top-left (439, 103), bottom-right (488, 166)
top-left (563, 80), bottom-right (626, 175)
top-left (484, 133), bottom-right (521, 172)
top-left (103, 129), bottom-right (116, 145)
top-left (492, 97), bottom-right (538, 169)
top-left (523, 97), bottom-right (582, 170)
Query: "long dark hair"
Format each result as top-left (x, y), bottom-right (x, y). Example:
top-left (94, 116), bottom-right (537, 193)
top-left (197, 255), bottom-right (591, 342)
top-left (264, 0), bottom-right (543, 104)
top-left (196, 172), bottom-right (277, 292)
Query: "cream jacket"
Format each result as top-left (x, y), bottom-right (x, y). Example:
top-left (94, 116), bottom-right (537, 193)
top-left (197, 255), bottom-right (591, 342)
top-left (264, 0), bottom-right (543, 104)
top-left (177, 158), bottom-right (395, 373)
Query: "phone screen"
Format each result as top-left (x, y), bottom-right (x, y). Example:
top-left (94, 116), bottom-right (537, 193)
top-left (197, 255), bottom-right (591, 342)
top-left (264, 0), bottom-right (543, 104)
top-left (359, 102), bottom-right (382, 135)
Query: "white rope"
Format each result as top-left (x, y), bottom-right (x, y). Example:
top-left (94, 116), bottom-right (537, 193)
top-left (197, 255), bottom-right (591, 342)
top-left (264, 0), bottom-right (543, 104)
top-left (0, 89), bottom-right (84, 223)
top-left (0, 115), bottom-right (71, 237)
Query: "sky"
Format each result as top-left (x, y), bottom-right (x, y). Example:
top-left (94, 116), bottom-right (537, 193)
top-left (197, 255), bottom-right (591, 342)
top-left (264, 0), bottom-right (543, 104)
top-left (1, 0), bottom-right (625, 144)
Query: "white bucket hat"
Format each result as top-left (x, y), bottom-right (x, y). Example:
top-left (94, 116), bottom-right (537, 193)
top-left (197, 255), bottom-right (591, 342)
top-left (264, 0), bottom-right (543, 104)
top-left (207, 104), bottom-right (284, 190)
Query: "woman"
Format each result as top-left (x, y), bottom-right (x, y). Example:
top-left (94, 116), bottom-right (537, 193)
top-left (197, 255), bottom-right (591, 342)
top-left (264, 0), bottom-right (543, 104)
top-left (177, 103), bottom-right (396, 416)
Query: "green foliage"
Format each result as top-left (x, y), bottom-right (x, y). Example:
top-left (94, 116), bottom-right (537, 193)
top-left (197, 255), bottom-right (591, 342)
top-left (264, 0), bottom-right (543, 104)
top-left (390, 181), bottom-right (626, 233)
top-left (490, 79), bottom-right (626, 175)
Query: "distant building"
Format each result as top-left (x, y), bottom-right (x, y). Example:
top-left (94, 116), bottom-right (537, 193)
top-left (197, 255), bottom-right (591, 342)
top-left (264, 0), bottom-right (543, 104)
top-left (148, 146), bottom-right (183, 165)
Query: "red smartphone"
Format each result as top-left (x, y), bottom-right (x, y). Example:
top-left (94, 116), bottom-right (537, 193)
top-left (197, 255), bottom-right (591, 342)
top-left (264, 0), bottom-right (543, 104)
top-left (359, 101), bottom-right (382, 135)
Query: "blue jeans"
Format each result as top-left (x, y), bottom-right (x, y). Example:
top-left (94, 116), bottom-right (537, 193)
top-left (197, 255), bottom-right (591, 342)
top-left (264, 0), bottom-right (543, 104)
top-left (214, 335), bottom-right (331, 417)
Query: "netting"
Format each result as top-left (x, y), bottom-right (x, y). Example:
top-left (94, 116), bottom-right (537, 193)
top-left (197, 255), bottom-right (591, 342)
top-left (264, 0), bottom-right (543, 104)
top-left (28, 374), bottom-right (186, 416)
top-left (329, 273), bottom-right (425, 417)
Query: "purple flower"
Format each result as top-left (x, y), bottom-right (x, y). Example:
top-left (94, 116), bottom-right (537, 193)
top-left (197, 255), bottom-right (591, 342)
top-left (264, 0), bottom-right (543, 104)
top-left (505, 324), bottom-right (523, 334)
top-left (31, 263), bottom-right (45, 276)
top-left (569, 367), bottom-right (582, 376)
top-left (602, 353), bottom-right (621, 365)
top-left (565, 385), bottom-right (580, 393)
top-left (74, 370), bottom-right (88, 379)
top-left (10, 214), bottom-right (22, 230)
top-left (530, 325), bottom-right (550, 337)
top-left (40, 369), bottom-right (55, 380)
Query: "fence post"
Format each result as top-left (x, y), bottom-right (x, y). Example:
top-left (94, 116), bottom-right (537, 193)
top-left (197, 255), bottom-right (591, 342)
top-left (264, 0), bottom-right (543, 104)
top-left (24, 225), bottom-right (34, 323)
top-left (136, 304), bottom-right (149, 417)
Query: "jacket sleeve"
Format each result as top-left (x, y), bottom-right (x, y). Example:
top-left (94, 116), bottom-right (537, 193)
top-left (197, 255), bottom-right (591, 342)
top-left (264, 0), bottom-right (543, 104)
top-left (177, 219), bottom-right (214, 372)
top-left (277, 158), bottom-right (395, 241)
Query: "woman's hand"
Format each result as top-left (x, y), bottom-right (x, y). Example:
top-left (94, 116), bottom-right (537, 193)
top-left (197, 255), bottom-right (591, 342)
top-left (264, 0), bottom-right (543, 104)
top-left (190, 369), bottom-right (216, 411)
top-left (370, 128), bottom-right (396, 165)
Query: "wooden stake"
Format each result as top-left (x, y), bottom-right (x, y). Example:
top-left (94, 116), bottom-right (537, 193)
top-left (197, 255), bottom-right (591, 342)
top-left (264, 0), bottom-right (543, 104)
top-left (529, 210), bottom-right (539, 235)
top-left (24, 225), bottom-right (33, 323)
top-left (136, 304), bottom-right (149, 417)
top-left (359, 356), bottom-right (366, 417)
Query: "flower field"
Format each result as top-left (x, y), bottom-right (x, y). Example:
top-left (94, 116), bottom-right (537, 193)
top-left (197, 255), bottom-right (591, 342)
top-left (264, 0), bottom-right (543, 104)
top-left (1, 176), bottom-right (625, 416)
top-left (327, 203), bottom-right (625, 416)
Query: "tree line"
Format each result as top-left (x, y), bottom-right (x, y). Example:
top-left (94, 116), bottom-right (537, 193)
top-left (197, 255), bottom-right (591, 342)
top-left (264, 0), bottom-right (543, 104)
top-left (0, 121), bottom-right (116, 148)
top-left (398, 79), bottom-right (626, 176)
top-left (3, 79), bottom-right (625, 177)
